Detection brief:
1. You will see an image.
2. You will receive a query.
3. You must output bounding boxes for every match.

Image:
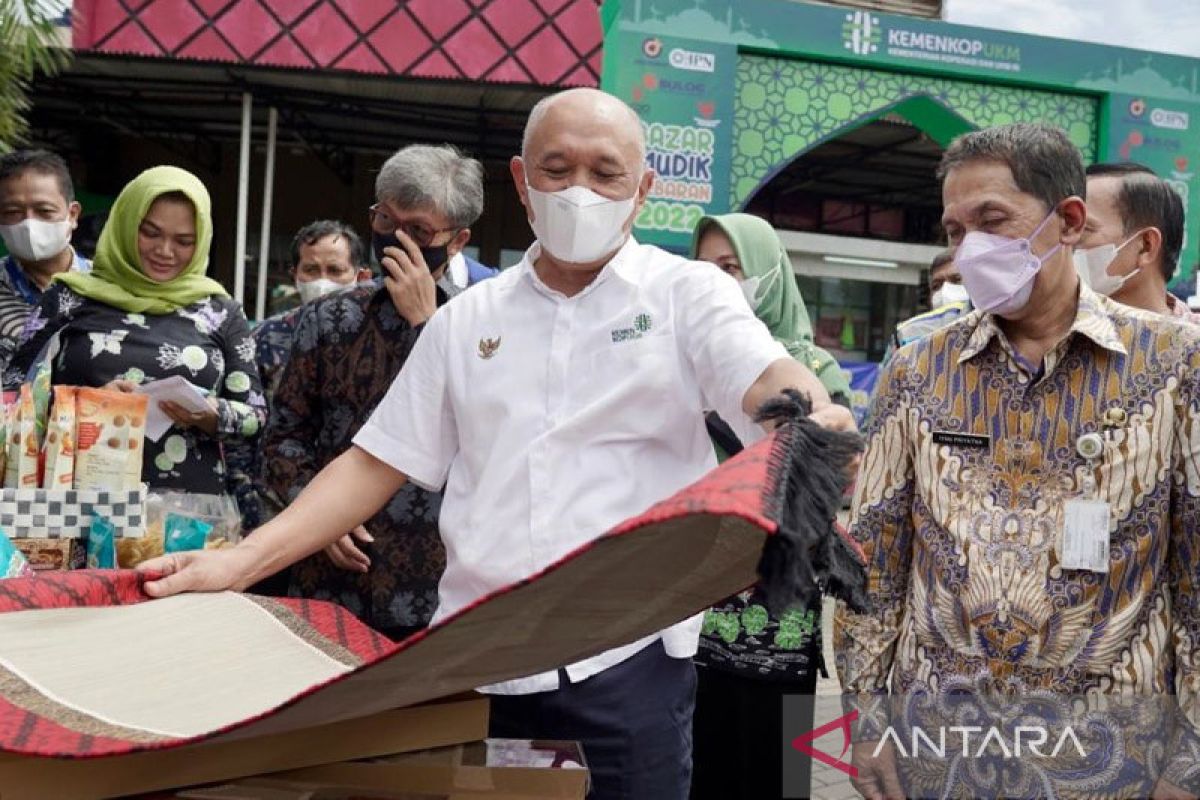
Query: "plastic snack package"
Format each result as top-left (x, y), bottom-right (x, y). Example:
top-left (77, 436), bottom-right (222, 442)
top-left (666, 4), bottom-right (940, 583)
top-left (164, 513), bottom-right (213, 554)
top-left (0, 399), bottom-right (9, 486)
top-left (0, 527), bottom-right (34, 579)
top-left (41, 386), bottom-right (77, 489)
top-left (86, 515), bottom-right (117, 570)
top-left (4, 386), bottom-right (40, 490)
top-left (74, 387), bottom-right (148, 492)
top-left (13, 538), bottom-right (84, 572)
top-left (150, 491), bottom-right (243, 545)
top-left (115, 522), bottom-right (164, 568)
top-left (30, 359), bottom-right (52, 450)
top-left (2, 401), bottom-right (17, 489)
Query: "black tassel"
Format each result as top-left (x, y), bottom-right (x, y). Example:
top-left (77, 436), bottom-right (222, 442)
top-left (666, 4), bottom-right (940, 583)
top-left (755, 389), bottom-right (870, 615)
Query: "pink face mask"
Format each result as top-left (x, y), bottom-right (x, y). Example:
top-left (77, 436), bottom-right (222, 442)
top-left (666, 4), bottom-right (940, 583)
top-left (956, 209), bottom-right (1062, 317)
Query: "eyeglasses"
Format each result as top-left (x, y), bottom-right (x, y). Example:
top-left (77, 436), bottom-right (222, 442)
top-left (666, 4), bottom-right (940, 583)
top-left (368, 204), bottom-right (457, 248)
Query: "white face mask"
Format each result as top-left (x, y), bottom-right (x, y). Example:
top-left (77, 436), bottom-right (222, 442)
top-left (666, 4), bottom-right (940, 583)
top-left (738, 269), bottom-right (779, 312)
top-left (525, 184), bottom-right (636, 265)
top-left (0, 218), bottom-right (72, 263)
top-left (930, 281), bottom-right (971, 309)
top-left (296, 278), bottom-right (344, 304)
top-left (1073, 233), bottom-right (1142, 296)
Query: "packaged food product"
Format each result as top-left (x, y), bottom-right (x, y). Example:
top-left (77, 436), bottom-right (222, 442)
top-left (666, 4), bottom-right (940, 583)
top-left (30, 359), bottom-right (51, 450)
top-left (13, 538), bottom-right (84, 572)
top-left (1, 401), bottom-right (15, 489)
top-left (164, 513), bottom-right (213, 553)
top-left (74, 387), bottom-right (148, 492)
top-left (116, 526), bottom-right (164, 568)
top-left (41, 386), bottom-right (77, 489)
top-left (0, 528), bottom-right (33, 579)
top-left (149, 490), bottom-right (244, 545)
top-left (86, 515), bottom-right (117, 569)
top-left (0, 401), bottom-right (9, 486)
top-left (4, 386), bottom-right (40, 489)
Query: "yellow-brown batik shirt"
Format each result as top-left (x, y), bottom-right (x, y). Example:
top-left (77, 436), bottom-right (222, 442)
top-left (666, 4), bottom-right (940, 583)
top-left (835, 285), bottom-right (1200, 790)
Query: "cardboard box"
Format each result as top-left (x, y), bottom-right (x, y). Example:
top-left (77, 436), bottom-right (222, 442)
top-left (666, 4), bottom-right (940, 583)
top-left (13, 536), bottom-right (84, 571)
top-left (180, 776), bottom-right (568, 800)
top-left (176, 780), bottom-right (461, 799)
top-left (0, 694), bottom-right (489, 800)
top-left (266, 740), bottom-right (588, 799)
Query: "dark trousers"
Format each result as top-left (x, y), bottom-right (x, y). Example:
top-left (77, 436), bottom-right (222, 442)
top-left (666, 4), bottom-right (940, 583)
top-left (488, 640), bottom-right (696, 800)
top-left (690, 664), bottom-right (816, 800)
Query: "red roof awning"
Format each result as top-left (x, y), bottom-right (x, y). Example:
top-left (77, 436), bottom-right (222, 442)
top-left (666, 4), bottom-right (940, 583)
top-left (72, 0), bottom-right (603, 87)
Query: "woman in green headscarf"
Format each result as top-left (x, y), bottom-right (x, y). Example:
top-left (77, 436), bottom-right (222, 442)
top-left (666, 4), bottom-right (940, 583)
top-left (689, 212), bottom-right (846, 800)
top-left (8, 165), bottom-right (265, 500)
top-left (694, 212), bottom-right (850, 404)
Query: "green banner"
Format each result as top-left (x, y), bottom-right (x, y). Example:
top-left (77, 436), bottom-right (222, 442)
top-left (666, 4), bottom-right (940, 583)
top-left (610, 0), bottom-right (1200, 101)
top-left (603, 0), bottom-right (1200, 285)
top-left (1104, 93), bottom-right (1199, 281)
top-left (606, 33), bottom-right (738, 250)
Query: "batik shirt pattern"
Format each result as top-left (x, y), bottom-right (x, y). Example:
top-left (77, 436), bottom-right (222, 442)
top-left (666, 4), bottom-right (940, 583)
top-left (0, 253), bottom-right (91, 374)
top-left (223, 308), bottom-right (302, 530)
top-left (261, 282), bottom-right (445, 637)
top-left (835, 286), bottom-right (1200, 794)
top-left (5, 285), bottom-right (265, 496)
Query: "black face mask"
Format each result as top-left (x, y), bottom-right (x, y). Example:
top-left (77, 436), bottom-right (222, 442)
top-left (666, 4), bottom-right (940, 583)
top-left (372, 231), bottom-right (449, 273)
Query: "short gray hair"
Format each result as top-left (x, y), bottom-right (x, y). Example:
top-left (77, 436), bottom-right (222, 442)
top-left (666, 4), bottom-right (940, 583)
top-left (375, 144), bottom-right (484, 228)
top-left (937, 123), bottom-right (1085, 212)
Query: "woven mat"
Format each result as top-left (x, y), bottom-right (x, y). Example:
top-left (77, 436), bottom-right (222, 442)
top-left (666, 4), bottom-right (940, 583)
top-left (0, 430), bottom-right (787, 758)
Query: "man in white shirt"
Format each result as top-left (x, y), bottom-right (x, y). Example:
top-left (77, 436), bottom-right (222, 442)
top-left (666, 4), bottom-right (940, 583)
top-left (140, 88), bottom-right (855, 799)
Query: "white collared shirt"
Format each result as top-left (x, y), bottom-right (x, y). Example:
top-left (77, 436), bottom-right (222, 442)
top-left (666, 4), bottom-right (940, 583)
top-left (354, 238), bottom-right (788, 694)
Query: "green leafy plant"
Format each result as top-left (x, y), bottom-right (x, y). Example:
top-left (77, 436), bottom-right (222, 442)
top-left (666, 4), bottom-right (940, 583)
top-left (0, 0), bottom-right (71, 151)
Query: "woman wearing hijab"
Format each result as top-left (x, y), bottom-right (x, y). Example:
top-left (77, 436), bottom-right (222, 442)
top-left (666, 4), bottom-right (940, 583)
top-left (689, 212), bottom-right (849, 800)
top-left (7, 166), bottom-right (265, 497)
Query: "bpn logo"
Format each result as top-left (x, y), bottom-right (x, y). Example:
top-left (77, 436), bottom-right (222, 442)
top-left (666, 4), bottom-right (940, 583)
top-left (843, 11), bottom-right (882, 55)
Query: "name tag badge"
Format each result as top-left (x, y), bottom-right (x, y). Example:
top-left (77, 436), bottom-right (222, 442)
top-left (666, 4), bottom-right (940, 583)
top-left (1062, 498), bottom-right (1111, 573)
top-left (931, 431), bottom-right (991, 450)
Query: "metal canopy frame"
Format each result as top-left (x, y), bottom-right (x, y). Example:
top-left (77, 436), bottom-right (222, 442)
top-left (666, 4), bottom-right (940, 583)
top-left (29, 53), bottom-right (545, 167)
top-left (26, 52), bottom-right (552, 310)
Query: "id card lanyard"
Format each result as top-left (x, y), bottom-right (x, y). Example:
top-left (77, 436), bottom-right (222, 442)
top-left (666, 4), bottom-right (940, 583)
top-left (1062, 431), bottom-right (1110, 573)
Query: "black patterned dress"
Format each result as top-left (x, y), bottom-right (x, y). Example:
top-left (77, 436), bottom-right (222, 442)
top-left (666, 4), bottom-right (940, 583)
top-left (6, 285), bottom-right (266, 496)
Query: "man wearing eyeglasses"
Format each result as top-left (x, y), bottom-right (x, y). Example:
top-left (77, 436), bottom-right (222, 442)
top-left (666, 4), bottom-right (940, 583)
top-left (250, 144), bottom-right (497, 640)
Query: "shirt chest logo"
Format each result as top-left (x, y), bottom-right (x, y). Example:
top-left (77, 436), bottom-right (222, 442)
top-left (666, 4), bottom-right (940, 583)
top-left (610, 313), bottom-right (653, 344)
top-left (478, 336), bottom-right (501, 360)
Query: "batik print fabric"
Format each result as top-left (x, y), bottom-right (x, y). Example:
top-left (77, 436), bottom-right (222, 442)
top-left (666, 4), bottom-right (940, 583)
top-left (698, 589), bottom-right (820, 681)
top-left (262, 281), bottom-right (444, 638)
top-left (5, 284), bottom-right (265, 496)
top-left (834, 286), bottom-right (1200, 798)
top-left (223, 308), bottom-right (302, 530)
top-left (0, 252), bottom-right (91, 374)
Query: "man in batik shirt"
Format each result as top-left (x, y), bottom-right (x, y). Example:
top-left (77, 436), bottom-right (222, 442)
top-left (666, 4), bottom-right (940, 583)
top-left (835, 123), bottom-right (1200, 800)
top-left (260, 144), bottom-right (495, 639)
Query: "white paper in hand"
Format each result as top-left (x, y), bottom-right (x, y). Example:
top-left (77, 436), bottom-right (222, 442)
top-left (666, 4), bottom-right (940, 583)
top-left (136, 376), bottom-right (211, 442)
